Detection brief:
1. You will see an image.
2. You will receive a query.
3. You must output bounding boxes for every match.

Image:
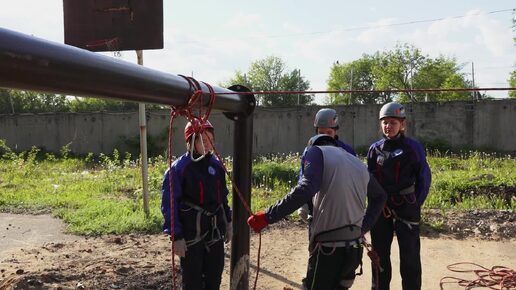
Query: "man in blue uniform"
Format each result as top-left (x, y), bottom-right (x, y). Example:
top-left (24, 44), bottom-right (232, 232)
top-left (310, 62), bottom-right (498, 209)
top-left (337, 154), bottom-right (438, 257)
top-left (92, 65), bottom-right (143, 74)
top-left (298, 108), bottom-right (356, 221)
top-left (248, 134), bottom-right (387, 290)
top-left (161, 120), bottom-right (232, 290)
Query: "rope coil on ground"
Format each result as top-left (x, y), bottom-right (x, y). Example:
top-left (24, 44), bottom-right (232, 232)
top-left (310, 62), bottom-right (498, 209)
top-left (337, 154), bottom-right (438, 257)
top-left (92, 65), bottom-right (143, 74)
top-left (439, 262), bottom-right (515, 290)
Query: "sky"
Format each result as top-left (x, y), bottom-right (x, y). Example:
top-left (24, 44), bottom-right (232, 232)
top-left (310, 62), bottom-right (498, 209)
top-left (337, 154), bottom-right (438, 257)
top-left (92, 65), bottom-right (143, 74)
top-left (0, 0), bottom-right (515, 102)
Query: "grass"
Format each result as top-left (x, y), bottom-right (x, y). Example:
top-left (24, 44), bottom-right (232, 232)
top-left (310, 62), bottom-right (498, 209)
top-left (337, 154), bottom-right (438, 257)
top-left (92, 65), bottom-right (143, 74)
top-left (0, 142), bottom-right (514, 236)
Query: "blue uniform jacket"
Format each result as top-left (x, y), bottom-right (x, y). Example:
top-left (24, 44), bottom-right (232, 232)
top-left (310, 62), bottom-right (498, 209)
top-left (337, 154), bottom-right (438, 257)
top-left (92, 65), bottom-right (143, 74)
top-left (161, 153), bottom-right (232, 241)
top-left (366, 135), bottom-right (431, 205)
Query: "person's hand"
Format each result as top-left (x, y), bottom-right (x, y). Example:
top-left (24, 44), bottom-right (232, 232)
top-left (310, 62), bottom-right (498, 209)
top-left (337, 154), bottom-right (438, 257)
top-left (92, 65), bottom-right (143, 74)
top-left (297, 204), bottom-right (310, 223)
top-left (247, 211), bottom-right (269, 233)
top-left (225, 222), bottom-right (233, 243)
top-left (174, 239), bottom-right (187, 257)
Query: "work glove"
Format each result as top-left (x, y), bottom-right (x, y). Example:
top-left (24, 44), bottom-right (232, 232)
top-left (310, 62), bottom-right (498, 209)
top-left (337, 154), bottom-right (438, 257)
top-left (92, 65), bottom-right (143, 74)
top-left (173, 239), bottom-right (187, 258)
top-left (247, 211), bottom-right (269, 233)
top-left (297, 204), bottom-right (310, 223)
top-left (225, 222), bottom-right (233, 243)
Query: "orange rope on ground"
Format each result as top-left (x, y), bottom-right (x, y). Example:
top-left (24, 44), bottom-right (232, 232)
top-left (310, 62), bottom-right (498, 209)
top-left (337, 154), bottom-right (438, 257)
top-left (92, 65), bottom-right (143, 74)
top-left (439, 262), bottom-right (515, 290)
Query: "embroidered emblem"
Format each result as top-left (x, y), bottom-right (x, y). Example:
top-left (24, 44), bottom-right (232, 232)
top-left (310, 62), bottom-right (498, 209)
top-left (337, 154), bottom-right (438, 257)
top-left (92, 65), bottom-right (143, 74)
top-left (208, 166), bottom-right (216, 175)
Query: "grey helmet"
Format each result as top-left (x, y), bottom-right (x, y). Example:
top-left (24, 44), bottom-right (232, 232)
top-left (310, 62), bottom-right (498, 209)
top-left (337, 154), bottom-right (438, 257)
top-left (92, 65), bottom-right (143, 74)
top-left (314, 108), bottom-right (339, 129)
top-left (379, 102), bottom-right (406, 120)
top-left (307, 134), bottom-right (337, 147)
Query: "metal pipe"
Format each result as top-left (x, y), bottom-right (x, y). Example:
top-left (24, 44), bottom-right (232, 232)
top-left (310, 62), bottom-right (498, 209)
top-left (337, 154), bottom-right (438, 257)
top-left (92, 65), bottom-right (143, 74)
top-left (0, 28), bottom-right (254, 115)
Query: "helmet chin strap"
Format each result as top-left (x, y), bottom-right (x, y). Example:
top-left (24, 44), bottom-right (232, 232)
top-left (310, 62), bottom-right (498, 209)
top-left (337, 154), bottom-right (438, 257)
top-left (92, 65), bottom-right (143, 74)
top-left (385, 132), bottom-right (402, 140)
top-left (189, 132), bottom-right (207, 162)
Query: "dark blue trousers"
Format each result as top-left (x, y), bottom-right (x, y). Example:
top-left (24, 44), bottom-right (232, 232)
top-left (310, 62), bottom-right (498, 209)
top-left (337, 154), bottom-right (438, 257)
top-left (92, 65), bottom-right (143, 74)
top-left (303, 245), bottom-right (363, 290)
top-left (370, 199), bottom-right (421, 290)
top-left (180, 239), bottom-right (224, 290)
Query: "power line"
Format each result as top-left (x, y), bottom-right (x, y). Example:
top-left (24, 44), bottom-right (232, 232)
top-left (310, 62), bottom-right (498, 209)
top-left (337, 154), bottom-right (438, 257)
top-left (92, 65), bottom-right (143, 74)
top-left (172, 8), bottom-right (515, 43)
top-left (264, 8), bottom-right (515, 39)
top-left (216, 87), bottom-right (515, 96)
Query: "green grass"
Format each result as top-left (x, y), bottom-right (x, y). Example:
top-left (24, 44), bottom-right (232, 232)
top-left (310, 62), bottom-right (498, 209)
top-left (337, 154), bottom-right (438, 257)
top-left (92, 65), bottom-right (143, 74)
top-left (0, 143), bottom-right (514, 236)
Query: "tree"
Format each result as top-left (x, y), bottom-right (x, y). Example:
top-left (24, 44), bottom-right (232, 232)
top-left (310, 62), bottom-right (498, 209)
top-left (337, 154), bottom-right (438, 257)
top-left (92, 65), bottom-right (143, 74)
top-left (0, 89), bottom-right (69, 114)
top-left (327, 43), bottom-right (470, 104)
top-left (68, 97), bottom-right (140, 112)
top-left (327, 56), bottom-right (392, 105)
top-left (225, 56), bottom-right (313, 107)
top-left (404, 56), bottom-right (470, 102)
top-left (509, 70), bottom-right (516, 98)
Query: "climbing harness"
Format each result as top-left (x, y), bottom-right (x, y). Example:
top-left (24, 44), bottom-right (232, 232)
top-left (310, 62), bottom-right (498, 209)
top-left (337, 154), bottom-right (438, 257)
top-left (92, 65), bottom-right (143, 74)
top-left (383, 206), bottom-right (420, 230)
top-left (181, 201), bottom-right (227, 248)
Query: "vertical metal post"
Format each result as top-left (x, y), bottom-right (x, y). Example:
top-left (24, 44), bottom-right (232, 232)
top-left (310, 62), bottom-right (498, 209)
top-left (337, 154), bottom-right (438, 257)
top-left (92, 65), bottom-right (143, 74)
top-left (471, 62), bottom-right (476, 100)
top-left (225, 86), bottom-right (255, 290)
top-left (297, 69), bottom-right (300, 105)
top-left (349, 67), bottom-right (353, 105)
top-left (136, 49), bottom-right (150, 217)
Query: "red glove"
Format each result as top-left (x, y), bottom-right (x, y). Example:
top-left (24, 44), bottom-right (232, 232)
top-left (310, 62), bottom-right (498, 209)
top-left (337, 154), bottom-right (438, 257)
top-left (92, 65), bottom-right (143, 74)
top-left (247, 211), bottom-right (269, 233)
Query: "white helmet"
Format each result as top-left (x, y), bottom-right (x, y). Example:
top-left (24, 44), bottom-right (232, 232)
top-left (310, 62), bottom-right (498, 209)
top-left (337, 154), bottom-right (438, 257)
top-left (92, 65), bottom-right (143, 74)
top-left (379, 102), bottom-right (406, 120)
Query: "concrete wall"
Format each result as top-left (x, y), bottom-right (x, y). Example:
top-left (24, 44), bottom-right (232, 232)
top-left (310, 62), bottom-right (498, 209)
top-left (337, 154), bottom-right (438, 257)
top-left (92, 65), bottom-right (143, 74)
top-left (1, 99), bottom-right (515, 157)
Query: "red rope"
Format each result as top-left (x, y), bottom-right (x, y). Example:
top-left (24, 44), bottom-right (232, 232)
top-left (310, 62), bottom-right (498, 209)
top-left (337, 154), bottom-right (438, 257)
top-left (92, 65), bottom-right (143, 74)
top-left (206, 132), bottom-right (261, 290)
top-left (440, 262), bottom-right (515, 290)
top-left (167, 75), bottom-right (262, 290)
top-left (213, 87), bottom-right (516, 95)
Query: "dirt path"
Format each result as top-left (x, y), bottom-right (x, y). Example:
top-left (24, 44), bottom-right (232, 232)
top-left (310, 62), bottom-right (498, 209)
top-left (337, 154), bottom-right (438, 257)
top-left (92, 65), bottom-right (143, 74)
top-left (0, 213), bottom-right (82, 254)
top-left (0, 214), bottom-right (515, 290)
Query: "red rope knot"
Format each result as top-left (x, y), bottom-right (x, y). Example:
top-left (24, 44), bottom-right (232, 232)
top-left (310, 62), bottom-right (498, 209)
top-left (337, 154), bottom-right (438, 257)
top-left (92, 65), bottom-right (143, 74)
top-left (175, 75), bottom-right (216, 124)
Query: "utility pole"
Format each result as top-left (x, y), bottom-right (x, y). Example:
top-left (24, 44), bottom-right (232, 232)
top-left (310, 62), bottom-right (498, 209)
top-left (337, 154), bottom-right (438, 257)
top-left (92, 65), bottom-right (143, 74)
top-left (8, 93), bottom-right (14, 114)
top-left (349, 68), bottom-right (353, 105)
top-left (136, 50), bottom-right (150, 218)
top-left (297, 69), bottom-right (300, 105)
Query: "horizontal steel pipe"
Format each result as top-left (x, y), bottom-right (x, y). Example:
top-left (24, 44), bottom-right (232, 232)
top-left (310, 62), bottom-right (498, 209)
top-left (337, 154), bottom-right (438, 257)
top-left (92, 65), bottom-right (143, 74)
top-left (0, 28), bottom-right (255, 115)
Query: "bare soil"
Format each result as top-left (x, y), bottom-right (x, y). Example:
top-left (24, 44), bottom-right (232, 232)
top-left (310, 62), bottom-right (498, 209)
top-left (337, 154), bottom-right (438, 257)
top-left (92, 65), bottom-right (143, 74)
top-left (0, 209), bottom-right (515, 290)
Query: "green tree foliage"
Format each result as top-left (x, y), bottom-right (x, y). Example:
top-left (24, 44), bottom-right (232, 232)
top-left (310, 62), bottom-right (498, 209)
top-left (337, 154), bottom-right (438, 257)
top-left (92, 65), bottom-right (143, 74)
top-left (327, 43), bottom-right (470, 104)
top-left (0, 89), bottom-right (69, 114)
top-left (0, 89), bottom-right (163, 114)
top-left (68, 97), bottom-right (141, 112)
top-left (327, 56), bottom-right (392, 105)
top-left (509, 70), bottom-right (516, 98)
top-left (225, 56), bottom-right (313, 107)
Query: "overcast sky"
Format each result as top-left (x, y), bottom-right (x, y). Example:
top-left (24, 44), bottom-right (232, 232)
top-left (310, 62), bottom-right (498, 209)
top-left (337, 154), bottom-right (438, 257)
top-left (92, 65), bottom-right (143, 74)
top-left (1, 0), bottom-right (514, 102)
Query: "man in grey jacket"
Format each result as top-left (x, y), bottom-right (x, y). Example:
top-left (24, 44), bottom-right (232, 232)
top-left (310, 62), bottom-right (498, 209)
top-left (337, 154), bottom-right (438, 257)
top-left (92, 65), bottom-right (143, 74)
top-left (248, 134), bottom-right (387, 290)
